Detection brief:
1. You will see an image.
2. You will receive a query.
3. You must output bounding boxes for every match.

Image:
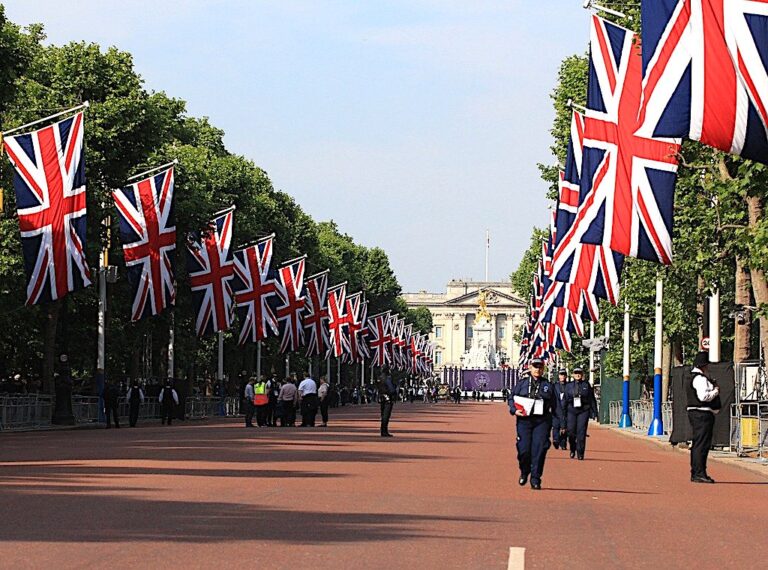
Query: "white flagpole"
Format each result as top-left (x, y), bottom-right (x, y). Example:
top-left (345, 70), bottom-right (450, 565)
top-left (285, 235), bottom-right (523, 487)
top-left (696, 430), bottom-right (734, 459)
top-left (326, 354), bottom-right (331, 382)
top-left (256, 341), bottom-right (262, 381)
top-left (168, 311), bottom-right (175, 379)
top-left (709, 288), bottom-right (721, 362)
top-left (3, 101), bottom-right (90, 136)
top-left (589, 321), bottom-right (595, 386)
top-left (217, 331), bottom-right (224, 383)
top-left (126, 159), bottom-right (178, 182)
top-left (649, 279), bottom-right (664, 436)
top-left (485, 230), bottom-right (490, 282)
top-left (285, 353), bottom-right (290, 379)
top-left (619, 303), bottom-right (632, 428)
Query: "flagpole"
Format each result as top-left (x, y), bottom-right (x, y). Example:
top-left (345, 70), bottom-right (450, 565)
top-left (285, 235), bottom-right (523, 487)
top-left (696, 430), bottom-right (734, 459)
top-left (326, 354), bottom-right (331, 383)
top-left (337, 356), bottom-right (341, 386)
top-left (256, 341), bottom-right (262, 381)
top-left (649, 279), bottom-right (664, 436)
top-left (2, 101), bottom-right (90, 136)
top-left (285, 353), bottom-right (290, 379)
top-left (589, 321), bottom-right (595, 386)
top-left (619, 302), bottom-right (632, 428)
top-left (168, 311), bottom-right (175, 379)
top-left (217, 331), bottom-right (224, 385)
top-left (709, 288), bottom-right (721, 362)
top-left (96, 205), bottom-right (109, 422)
top-left (126, 159), bottom-right (178, 182)
top-left (485, 229), bottom-right (489, 282)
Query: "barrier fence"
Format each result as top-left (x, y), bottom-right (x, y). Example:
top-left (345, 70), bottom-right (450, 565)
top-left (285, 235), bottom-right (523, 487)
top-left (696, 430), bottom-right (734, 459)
top-left (730, 401), bottom-right (768, 458)
top-left (1, 395), bottom-right (242, 432)
top-left (607, 399), bottom-right (673, 435)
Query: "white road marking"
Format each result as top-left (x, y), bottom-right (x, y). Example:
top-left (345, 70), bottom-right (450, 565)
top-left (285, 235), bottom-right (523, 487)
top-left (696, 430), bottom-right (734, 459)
top-left (508, 547), bottom-right (525, 570)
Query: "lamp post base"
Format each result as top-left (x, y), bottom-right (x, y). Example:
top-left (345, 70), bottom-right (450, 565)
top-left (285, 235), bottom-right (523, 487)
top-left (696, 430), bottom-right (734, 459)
top-left (647, 418), bottom-right (664, 436)
top-left (619, 414), bottom-right (632, 428)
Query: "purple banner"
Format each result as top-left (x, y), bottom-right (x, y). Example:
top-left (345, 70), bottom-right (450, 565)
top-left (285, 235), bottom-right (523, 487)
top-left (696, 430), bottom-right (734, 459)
top-left (461, 369), bottom-right (519, 392)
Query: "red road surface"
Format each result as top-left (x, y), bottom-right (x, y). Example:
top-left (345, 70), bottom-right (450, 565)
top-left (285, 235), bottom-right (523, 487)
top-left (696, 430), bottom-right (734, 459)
top-left (1, 403), bottom-right (766, 569)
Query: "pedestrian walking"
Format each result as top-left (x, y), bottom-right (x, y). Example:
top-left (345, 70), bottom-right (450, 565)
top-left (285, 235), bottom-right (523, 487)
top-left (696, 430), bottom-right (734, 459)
top-left (253, 377), bottom-right (270, 427)
top-left (279, 378), bottom-right (298, 426)
top-left (298, 372), bottom-right (319, 427)
top-left (318, 376), bottom-right (330, 427)
top-left (127, 381), bottom-right (145, 428)
top-left (509, 358), bottom-right (555, 490)
top-left (104, 379), bottom-right (120, 429)
top-left (266, 375), bottom-right (279, 427)
top-left (159, 381), bottom-right (179, 425)
top-left (377, 367), bottom-right (398, 437)
top-left (563, 367), bottom-right (597, 460)
top-left (244, 377), bottom-right (256, 428)
top-left (687, 351), bottom-right (721, 483)
top-left (552, 370), bottom-right (569, 451)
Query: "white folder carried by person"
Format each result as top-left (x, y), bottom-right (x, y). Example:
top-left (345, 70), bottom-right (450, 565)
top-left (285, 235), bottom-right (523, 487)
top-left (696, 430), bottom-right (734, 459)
top-left (512, 395), bottom-right (536, 416)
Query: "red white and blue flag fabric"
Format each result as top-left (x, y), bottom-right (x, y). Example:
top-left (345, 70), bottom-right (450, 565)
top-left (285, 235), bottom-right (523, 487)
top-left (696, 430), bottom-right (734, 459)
top-left (368, 311), bottom-right (392, 367)
top-left (388, 314), bottom-right (404, 369)
top-left (357, 297), bottom-right (371, 361)
top-left (343, 292), bottom-right (365, 362)
top-left (303, 270), bottom-right (330, 357)
top-left (327, 283), bottom-right (349, 359)
top-left (554, 16), bottom-right (681, 267)
top-left (640, 0), bottom-right (768, 164)
top-left (187, 209), bottom-right (235, 336)
top-left (3, 112), bottom-right (91, 305)
top-left (113, 166), bottom-right (176, 321)
top-left (274, 256), bottom-right (306, 354)
top-left (232, 235), bottom-right (278, 345)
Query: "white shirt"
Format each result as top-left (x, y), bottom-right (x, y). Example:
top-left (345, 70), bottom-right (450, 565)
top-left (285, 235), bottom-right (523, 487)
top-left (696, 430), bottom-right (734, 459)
top-left (688, 368), bottom-right (719, 413)
top-left (298, 378), bottom-right (317, 396)
top-left (159, 388), bottom-right (179, 405)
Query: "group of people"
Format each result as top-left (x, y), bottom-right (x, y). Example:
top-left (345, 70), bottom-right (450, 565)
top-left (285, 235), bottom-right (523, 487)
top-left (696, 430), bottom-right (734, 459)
top-left (102, 379), bottom-right (180, 429)
top-left (243, 375), bottom-right (332, 428)
top-left (509, 359), bottom-right (597, 490)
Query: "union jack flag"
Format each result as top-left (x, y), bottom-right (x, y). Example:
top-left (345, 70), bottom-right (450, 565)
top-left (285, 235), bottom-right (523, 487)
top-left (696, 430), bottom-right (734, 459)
top-left (357, 297), bottom-right (371, 361)
top-left (274, 256), bottom-right (306, 353)
top-left (303, 270), bottom-right (330, 357)
top-left (187, 209), bottom-right (235, 336)
top-left (553, 16), bottom-right (681, 269)
top-left (3, 112), bottom-right (91, 305)
top-left (232, 235), bottom-right (278, 345)
top-left (640, 0), bottom-right (768, 164)
top-left (327, 283), bottom-right (350, 359)
top-left (402, 323), bottom-right (414, 372)
top-left (368, 311), bottom-right (392, 367)
top-left (113, 166), bottom-right (176, 321)
top-left (343, 292), bottom-right (366, 362)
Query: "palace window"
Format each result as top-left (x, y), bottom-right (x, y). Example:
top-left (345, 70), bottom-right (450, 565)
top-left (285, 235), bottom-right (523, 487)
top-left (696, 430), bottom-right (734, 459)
top-left (435, 351), bottom-right (443, 365)
top-left (435, 326), bottom-right (443, 338)
top-left (498, 326), bottom-right (505, 339)
top-left (467, 327), bottom-right (473, 339)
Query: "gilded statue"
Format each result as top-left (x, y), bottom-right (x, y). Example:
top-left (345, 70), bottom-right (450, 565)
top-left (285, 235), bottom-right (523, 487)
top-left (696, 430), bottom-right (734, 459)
top-left (476, 289), bottom-right (491, 322)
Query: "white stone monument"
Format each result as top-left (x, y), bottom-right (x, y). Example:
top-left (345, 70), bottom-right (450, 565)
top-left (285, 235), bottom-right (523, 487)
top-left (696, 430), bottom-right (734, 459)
top-left (461, 290), bottom-right (500, 369)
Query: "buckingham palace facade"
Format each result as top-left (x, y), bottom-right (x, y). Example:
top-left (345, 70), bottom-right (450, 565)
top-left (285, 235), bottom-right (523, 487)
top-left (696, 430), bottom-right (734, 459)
top-left (402, 280), bottom-right (528, 371)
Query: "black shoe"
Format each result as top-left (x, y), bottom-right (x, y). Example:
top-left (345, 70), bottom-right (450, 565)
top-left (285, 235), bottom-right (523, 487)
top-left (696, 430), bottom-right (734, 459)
top-left (381, 433), bottom-right (393, 438)
top-left (553, 444), bottom-right (559, 450)
top-left (704, 475), bottom-right (716, 483)
top-left (530, 482), bottom-right (541, 490)
top-left (691, 476), bottom-right (714, 484)
top-left (577, 455), bottom-right (584, 461)
top-left (518, 474), bottom-right (529, 486)
top-left (570, 451), bottom-right (576, 459)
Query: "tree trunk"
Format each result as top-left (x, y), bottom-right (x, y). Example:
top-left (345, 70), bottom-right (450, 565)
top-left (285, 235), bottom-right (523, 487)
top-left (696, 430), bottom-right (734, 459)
top-left (42, 300), bottom-right (62, 394)
top-left (734, 257), bottom-right (753, 362)
top-left (746, 194), bottom-right (768, 362)
top-left (662, 340), bottom-right (672, 403)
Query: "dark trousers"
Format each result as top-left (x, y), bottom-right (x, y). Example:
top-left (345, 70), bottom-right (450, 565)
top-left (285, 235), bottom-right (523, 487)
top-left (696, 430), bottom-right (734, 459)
top-left (380, 398), bottom-right (394, 435)
top-left (266, 401), bottom-right (276, 426)
top-left (255, 404), bottom-right (268, 427)
top-left (105, 405), bottom-right (119, 428)
top-left (244, 401), bottom-right (255, 427)
top-left (280, 401), bottom-right (296, 426)
top-left (320, 399), bottom-right (329, 425)
top-left (301, 395), bottom-right (318, 426)
top-left (129, 403), bottom-right (140, 427)
top-left (516, 416), bottom-right (551, 485)
top-left (567, 410), bottom-right (590, 457)
top-left (161, 405), bottom-right (174, 425)
top-left (552, 415), bottom-right (567, 449)
top-left (688, 410), bottom-right (716, 477)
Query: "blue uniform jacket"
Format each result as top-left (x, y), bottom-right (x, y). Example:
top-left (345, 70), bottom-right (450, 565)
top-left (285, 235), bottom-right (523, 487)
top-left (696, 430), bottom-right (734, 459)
top-left (509, 375), bottom-right (556, 418)
top-left (552, 382), bottom-right (568, 420)
top-left (563, 380), bottom-right (598, 422)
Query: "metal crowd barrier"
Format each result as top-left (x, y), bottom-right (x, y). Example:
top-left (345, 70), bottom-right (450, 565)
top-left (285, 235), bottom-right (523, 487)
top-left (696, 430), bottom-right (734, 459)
top-left (730, 401), bottom-right (768, 458)
top-left (2, 395), bottom-right (243, 431)
top-left (607, 399), bottom-right (673, 435)
top-left (0, 395), bottom-right (54, 431)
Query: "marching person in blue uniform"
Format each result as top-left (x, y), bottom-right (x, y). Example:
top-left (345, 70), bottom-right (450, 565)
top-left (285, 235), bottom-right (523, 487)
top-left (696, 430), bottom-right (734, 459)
top-left (563, 366), bottom-right (598, 460)
top-left (552, 369), bottom-right (568, 451)
top-left (508, 358), bottom-right (555, 490)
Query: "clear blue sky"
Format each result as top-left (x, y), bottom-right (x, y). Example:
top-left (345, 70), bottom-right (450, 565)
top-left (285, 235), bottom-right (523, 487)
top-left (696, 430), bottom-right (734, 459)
top-left (5, 1), bottom-right (591, 293)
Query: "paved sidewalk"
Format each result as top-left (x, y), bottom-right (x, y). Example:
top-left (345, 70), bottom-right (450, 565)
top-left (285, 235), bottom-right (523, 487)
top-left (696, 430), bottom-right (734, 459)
top-left (1, 403), bottom-right (766, 569)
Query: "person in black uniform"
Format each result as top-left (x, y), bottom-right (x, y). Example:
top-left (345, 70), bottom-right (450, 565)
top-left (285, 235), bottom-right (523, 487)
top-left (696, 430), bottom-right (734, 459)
top-left (159, 381), bottom-right (179, 425)
top-left (563, 366), bottom-right (598, 460)
top-left (509, 358), bottom-right (555, 490)
top-left (687, 352), bottom-right (721, 483)
top-left (377, 367), bottom-right (398, 437)
top-left (127, 382), bottom-right (144, 427)
top-left (103, 379), bottom-right (120, 429)
top-left (552, 370), bottom-right (568, 450)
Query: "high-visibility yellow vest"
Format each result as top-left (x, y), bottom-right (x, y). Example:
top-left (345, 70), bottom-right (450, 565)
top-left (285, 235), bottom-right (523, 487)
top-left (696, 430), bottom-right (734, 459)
top-left (254, 382), bottom-right (268, 405)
